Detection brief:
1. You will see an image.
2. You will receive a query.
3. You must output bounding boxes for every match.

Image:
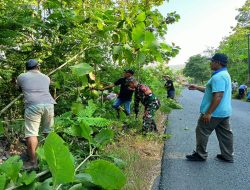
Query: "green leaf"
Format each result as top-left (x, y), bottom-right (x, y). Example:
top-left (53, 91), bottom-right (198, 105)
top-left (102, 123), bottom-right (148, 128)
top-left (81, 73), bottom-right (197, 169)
top-left (97, 21), bottom-right (104, 30)
top-left (18, 171), bottom-right (36, 185)
top-left (0, 156), bottom-right (22, 182)
top-left (75, 173), bottom-right (93, 184)
top-left (36, 178), bottom-right (53, 190)
top-left (69, 183), bottom-right (88, 190)
top-left (0, 120), bottom-right (4, 135)
top-left (135, 52), bottom-right (146, 65)
top-left (94, 129), bottom-right (114, 147)
top-left (79, 121), bottom-right (93, 142)
top-left (160, 43), bottom-right (172, 52)
top-left (70, 63), bottom-right (93, 77)
top-left (113, 46), bottom-right (122, 55)
top-left (71, 103), bottom-right (84, 115)
top-left (44, 133), bottom-right (75, 185)
top-left (36, 146), bottom-right (45, 161)
top-left (78, 117), bottom-right (111, 127)
top-left (132, 23), bottom-right (145, 44)
top-left (0, 174), bottom-right (6, 190)
top-left (137, 12), bottom-right (146, 22)
top-left (145, 31), bottom-right (156, 45)
top-left (85, 160), bottom-right (126, 190)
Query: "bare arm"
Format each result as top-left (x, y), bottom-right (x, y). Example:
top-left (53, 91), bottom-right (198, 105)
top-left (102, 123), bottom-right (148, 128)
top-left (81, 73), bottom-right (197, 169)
top-left (101, 84), bottom-right (115, 91)
top-left (188, 84), bottom-right (205, 92)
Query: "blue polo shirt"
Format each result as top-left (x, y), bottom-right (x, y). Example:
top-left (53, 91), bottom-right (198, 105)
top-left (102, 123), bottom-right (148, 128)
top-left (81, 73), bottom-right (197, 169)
top-left (200, 68), bottom-right (232, 118)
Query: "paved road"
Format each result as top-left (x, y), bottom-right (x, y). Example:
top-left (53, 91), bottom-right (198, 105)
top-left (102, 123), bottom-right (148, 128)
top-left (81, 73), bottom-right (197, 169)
top-left (159, 89), bottom-right (250, 190)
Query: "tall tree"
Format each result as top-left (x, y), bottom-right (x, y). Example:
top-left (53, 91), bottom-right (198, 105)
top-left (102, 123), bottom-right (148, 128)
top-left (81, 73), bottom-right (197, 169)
top-left (218, 0), bottom-right (250, 84)
top-left (183, 54), bottom-right (210, 84)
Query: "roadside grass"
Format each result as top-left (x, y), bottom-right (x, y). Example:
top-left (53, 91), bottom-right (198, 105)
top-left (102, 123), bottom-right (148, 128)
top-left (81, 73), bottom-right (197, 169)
top-left (105, 112), bottom-right (169, 190)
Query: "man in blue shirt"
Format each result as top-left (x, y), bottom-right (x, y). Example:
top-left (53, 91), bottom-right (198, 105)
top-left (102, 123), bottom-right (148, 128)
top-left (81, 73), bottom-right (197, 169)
top-left (186, 53), bottom-right (234, 163)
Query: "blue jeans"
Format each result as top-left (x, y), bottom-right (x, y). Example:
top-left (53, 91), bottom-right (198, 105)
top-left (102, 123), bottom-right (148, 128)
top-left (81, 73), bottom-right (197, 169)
top-left (112, 98), bottom-right (131, 115)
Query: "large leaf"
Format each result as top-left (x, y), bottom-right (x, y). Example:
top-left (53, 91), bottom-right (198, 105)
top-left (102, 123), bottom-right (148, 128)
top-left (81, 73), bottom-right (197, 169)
top-left (0, 156), bottom-right (22, 182)
top-left (79, 121), bottom-right (93, 142)
top-left (0, 174), bottom-right (6, 190)
top-left (78, 117), bottom-right (111, 127)
top-left (144, 31), bottom-right (156, 45)
top-left (132, 23), bottom-right (145, 44)
top-left (94, 129), bottom-right (114, 147)
top-left (137, 12), bottom-right (146, 22)
top-left (44, 133), bottom-right (75, 185)
top-left (71, 103), bottom-right (84, 116)
top-left (70, 63), bottom-right (93, 77)
top-left (85, 160), bottom-right (126, 190)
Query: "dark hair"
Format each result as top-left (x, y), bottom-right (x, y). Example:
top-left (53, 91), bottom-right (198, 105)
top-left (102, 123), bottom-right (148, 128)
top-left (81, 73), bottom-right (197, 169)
top-left (26, 65), bottom-right (39, 70)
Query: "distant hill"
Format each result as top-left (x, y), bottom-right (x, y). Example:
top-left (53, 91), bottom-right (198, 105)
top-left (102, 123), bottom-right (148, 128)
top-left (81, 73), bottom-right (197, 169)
top-left (168, 64), bottom-right (185, 71)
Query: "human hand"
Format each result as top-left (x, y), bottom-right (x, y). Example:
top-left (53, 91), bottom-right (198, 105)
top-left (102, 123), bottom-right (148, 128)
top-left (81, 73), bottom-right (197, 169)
top-left (202, 113), bottom-right (211, 124)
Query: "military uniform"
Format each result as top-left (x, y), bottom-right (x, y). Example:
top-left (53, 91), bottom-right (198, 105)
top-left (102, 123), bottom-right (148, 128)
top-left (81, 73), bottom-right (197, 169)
top-left (134, 84), bottom-right (160, 132)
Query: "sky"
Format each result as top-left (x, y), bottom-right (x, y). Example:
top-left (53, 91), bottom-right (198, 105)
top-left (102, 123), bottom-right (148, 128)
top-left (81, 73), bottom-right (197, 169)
top-left (157, 0), bottom-right (246, 66)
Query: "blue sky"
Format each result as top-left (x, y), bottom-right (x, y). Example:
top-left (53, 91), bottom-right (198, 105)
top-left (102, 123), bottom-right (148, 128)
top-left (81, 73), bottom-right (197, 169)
top-left (157, 0), bottom-right (246, 65)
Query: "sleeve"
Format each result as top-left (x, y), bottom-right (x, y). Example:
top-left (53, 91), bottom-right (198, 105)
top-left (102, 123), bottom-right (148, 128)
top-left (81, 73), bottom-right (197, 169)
top-left (114, 78), bottom-right (122, 86)
top-left (134, 90), bottom-right (140, 114)
top-left (16, 76), bottom-right (22, 90)
top-left (211, 76), bottom-right (226, 93)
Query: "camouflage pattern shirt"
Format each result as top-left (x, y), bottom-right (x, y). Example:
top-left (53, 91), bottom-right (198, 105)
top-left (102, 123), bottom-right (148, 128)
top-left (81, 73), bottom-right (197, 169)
top-left (134, 84), bottom-right (160, 114)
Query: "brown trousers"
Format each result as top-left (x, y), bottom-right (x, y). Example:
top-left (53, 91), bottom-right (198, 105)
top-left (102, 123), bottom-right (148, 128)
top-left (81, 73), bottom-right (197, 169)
top-left (196, 115), bottom-right (234, 160)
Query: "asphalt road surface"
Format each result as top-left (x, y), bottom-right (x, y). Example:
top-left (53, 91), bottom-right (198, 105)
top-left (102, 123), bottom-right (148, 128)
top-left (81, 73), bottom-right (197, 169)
top-left (159, 89), bottom-right (250, 190)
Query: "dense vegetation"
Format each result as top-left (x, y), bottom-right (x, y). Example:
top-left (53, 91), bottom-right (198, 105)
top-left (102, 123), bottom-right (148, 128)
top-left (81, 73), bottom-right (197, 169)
top-left (0, 0), bottom-right (182, 189)
top-left (183, 0), bottom-right (250, 85)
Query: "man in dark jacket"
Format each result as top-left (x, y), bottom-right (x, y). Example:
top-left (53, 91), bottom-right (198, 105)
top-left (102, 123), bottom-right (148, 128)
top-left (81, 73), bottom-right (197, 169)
top-left (164, 75), bottom-right (175, 99)
top-left (101, 69), bottom-right (134, 116)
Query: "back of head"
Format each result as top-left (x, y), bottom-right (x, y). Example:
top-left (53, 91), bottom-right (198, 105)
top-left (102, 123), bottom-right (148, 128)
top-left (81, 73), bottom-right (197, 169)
top-left (26, 59), bottom-right (39, 70)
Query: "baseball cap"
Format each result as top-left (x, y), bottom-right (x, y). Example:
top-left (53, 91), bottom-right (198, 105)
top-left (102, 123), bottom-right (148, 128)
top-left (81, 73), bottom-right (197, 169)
top-left (26, 59), bottom-right (39, 69)
top-left (209, 53), bottom-right (228, 65)
top-left (124, 69), bottom-right (134, 75)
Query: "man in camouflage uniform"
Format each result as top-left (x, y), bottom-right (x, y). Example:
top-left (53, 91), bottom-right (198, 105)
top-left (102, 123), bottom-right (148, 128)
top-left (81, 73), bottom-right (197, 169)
top-left (127, 77), bottom-right (160, 132)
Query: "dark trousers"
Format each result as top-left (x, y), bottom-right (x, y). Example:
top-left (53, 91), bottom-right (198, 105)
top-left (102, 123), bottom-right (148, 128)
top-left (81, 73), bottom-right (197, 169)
top-left (196, 115), bottom-right (234, 160)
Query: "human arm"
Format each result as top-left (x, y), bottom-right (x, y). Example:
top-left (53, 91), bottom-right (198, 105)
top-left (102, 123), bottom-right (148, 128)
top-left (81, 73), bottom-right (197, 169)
top-left (134, 90), bottom-right (140, 118)
top-left (188, 84), bottom-right (205, 92)
top-left (16, 77), bottom-right (22, 92)
top-left (101, 84), bottom-right (115, 91)
top-left (202, 92), bottom-right (224, 124)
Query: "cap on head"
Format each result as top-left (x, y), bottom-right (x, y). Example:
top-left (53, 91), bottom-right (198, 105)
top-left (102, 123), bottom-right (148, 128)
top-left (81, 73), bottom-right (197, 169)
top-left (26, 59), bottom-right (39, 69)
top-left (124, 69), bottom-right (134, 75)
top-left (210, 53), bottom-right (228, 65)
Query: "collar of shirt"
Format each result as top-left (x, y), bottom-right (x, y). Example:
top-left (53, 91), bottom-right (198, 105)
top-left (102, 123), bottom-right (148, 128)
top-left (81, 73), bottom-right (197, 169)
top-left (211, 67), bottom-right (227, 76)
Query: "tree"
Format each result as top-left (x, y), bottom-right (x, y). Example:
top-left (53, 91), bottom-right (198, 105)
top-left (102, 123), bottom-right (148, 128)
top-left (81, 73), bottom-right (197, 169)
top-left (217, 0), bottom-right (250, 84)
top-left (0, 0), bottom-right (180, 116)
top-left (183, 54), bottom-right (210, 84)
